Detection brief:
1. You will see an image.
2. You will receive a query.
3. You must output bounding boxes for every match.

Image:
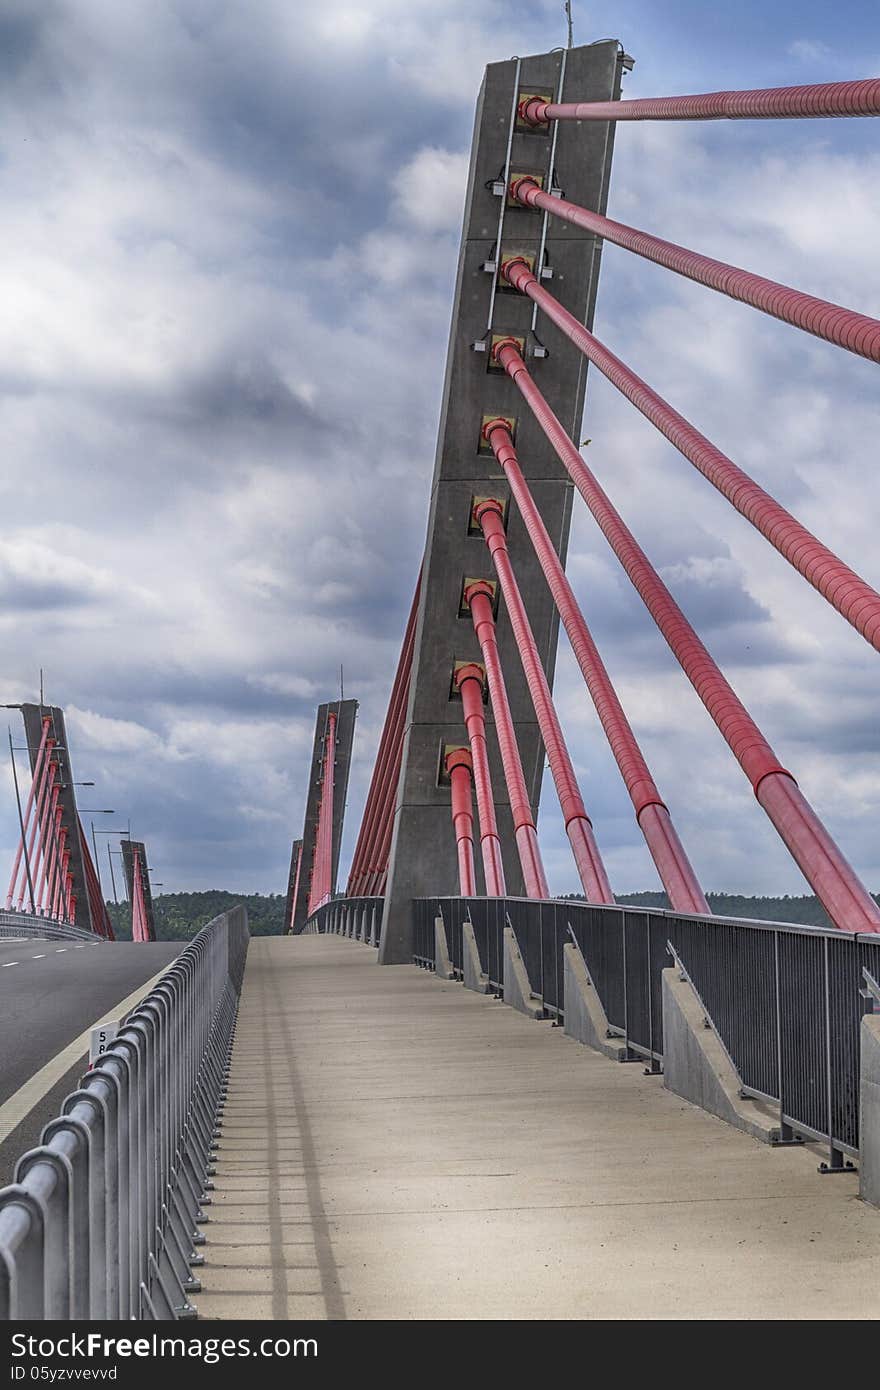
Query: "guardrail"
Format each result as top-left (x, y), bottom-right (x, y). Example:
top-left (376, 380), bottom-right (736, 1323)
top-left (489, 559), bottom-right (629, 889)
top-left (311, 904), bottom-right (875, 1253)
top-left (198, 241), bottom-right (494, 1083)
top-left (0, 905), bottom-right (249, 1320)
top-left (304, 896), bottom-right (383, 944)
top-left (0, 912), bottom-right (99, 943)
top-left (415, 896), bottom-right (880, 1169)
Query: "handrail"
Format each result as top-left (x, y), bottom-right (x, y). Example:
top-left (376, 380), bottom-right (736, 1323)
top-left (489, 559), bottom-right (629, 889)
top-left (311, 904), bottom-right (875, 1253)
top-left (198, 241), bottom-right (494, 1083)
top-left (0, 906), bottom-right (249, 1320)
top-left (0, 911), bottom-right (98, 943)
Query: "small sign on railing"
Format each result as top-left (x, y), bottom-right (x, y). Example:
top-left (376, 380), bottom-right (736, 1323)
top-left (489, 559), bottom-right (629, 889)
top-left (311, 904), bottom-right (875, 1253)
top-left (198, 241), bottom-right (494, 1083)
top-left (89, 1021), bottom-right (119, 1068)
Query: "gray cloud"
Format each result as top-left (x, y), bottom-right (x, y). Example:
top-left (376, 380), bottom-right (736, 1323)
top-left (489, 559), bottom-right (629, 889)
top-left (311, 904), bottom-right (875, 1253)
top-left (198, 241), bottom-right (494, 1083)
top-left (0, 1), bottom-right (878, 904)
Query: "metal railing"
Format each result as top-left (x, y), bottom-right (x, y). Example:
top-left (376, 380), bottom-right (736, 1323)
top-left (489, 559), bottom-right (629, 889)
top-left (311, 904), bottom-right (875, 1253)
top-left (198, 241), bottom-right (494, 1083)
top-left (304, 896), bottom-right (383, 944)
top-left (0, 911), bottom-right (99, 943)
top-left (0, 905), bottom-right (249, 1320)
top-left (416, 896), bottom-right (880, 1168)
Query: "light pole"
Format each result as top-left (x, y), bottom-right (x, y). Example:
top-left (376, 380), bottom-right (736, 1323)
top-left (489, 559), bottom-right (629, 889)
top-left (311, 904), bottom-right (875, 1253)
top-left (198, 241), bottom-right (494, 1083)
top-left (91, 827), bottom-right (129, 906)
top-left (108, 845), bottom-right (120, 904)
top-left (84, 814), bottom-right (116, 899)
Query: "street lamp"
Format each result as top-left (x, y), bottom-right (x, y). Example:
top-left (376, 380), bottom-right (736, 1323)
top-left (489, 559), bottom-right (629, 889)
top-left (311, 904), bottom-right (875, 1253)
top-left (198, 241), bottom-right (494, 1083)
top-left (89, 821), bottom-right (125, 902)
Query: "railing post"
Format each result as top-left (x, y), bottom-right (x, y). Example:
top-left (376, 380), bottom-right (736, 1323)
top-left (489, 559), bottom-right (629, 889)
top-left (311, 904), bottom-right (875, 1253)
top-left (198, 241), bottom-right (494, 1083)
top-left (773, 931), bottom-right (791, 1142)
top-left (817, 936), bottom-right (855, 1174)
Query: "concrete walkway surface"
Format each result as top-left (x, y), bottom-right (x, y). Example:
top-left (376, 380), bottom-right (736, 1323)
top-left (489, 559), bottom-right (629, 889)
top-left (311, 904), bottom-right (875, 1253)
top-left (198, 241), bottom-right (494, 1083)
top-left (194, 935), bottom-right (880, 1320)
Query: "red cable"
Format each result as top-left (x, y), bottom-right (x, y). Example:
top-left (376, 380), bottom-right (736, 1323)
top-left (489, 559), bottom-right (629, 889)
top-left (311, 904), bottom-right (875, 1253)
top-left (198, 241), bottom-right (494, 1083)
top-left (366, 685), bottom-right (411, 895)
top-left (35, 764), bottom-right (59, 916)
top-left (79, 828), bottom-right (114, 939)
top-left (465, 585), bottom-right (550, 899)
top-left (44, 797), bottom-right (62, 918)
top-left (19, 741), bottom-right (54, 913)
top-left (455, 664), bottom-right (506, 896)
top-left (476, 502), bottom-right (614, 905)
top-left (364, 624), bottom-right (415, 894)
top-left (520, 78), bottom-right (880, 124)
top-left (56, 838), bottom-right (69, 922)
top-left (502, 259), bottom-right (880, 654)
top-left (493, 337), bottom-right (880, 934)
top-left (511, 177), bottom-right (880, 365)
top-left (347, 573), bottom-right (420, 893)
top-left (356, 579), bottom-right (420, 895)
top-left (445, 748), bottom-right (476, 897)
top-left (6, 718), bottom-right (51, 910)
top-left (483, 419), bottom-right (709, 915)
top-left (29, 750), bottom-right (54, 915)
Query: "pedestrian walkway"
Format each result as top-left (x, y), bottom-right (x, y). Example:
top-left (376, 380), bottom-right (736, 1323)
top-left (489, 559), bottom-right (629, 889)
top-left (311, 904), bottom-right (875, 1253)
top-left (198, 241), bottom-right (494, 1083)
top-left (194, 935), bottom-right (880, 1320)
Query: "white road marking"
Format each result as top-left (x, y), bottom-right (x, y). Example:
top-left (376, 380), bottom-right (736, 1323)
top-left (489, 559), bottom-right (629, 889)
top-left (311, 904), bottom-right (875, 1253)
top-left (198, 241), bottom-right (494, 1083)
top-left (31, 954), bottom-right (46, 960)
top-left (0, 960), bottom-right (175, 1144)
top-left (1, 962), bottom-right (18, 968)
top-left (55, 949), bottom-right (66, 954)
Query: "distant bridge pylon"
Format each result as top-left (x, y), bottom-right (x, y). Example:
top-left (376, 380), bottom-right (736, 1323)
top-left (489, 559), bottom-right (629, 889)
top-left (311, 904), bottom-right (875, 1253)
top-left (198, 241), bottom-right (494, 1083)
top-left (5, 704), bottom-right (114, 938)
top-left (285, 699), bottom-right (358, 933)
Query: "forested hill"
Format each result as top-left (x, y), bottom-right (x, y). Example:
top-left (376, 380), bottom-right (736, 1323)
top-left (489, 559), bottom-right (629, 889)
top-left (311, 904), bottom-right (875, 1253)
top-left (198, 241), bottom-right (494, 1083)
top-left (611, 891), bottom-right (843, 929)
top-left (106, 891), bottom-right (286, 941)
top-left (104, 888), bottom-right (873, 941)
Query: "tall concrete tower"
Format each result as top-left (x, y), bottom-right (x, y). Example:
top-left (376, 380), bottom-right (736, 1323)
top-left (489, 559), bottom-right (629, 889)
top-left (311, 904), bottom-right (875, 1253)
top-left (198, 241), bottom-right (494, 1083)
top-left (380, 41), bottom-right (624, 962)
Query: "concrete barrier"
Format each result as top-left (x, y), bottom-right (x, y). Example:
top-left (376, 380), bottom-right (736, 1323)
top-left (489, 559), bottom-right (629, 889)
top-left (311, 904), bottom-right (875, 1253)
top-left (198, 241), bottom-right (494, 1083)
top-left (434, 917), bottom-right (455, 980)
top-left (562, 943), bottom-right (628, 1060)
top-left (462, 919), bottom-right (490, 993)
top-left (662, 968), bottom-right (778, 1144)
top-left (502, 926), bottom-right (543, 1019)
top-left (859, 1012), bottom-right (880, 1208)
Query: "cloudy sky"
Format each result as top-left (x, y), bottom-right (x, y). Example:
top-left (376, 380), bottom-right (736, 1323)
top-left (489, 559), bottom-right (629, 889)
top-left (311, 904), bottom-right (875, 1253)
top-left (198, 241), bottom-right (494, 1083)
top-left (1, 0), bottom-right (879, 903)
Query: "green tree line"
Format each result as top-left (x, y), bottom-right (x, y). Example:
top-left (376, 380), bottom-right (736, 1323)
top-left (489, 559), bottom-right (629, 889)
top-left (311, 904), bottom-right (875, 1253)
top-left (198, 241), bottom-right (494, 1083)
top-left (106, 890), bottom-right (287, 941)
top-left (105, 887), bottom-right (880, 941)
top-left (608, 891), bottom-right (849, 929)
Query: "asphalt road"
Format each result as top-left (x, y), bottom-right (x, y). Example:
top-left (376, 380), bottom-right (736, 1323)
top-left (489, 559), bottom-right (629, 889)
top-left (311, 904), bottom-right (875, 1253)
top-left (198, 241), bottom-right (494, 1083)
top-left (0, 937), bottom-right (181, 1183)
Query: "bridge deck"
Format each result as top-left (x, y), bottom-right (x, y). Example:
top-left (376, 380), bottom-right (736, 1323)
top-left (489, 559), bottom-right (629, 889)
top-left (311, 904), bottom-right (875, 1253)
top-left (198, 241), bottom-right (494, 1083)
top-left (195, 935), bottom-right (880, 1321)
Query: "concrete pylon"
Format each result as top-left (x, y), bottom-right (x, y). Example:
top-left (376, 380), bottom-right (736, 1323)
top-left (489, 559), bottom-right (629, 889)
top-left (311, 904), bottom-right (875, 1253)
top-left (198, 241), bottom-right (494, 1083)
top-left (380, 40), bottom-right (623, 962)
top-left (289, 700), bottom-right (358, 933)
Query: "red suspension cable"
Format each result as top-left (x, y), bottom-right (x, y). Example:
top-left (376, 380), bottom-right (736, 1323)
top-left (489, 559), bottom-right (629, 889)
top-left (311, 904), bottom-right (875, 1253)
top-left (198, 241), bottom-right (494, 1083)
top-left (79, 827), bottom-right (114, 939)
top-left (36, 775), bottom-right (60, 916)
top-left (6, 718), bottom-right (51, 910)
top-left (18, 742), bottom-right (54, 913)
top-left (482, 419), bottom-right (709, 915)
top-left (366, 682), bottom-right (414, 893)
top-left (519, 79), bottom-right (880, 125)
top-left (445, 748), bottom-right (476, 896)
top-left (54, 831), bottom-right (69, 922)
top-left (465, 583), bottom-right (550, 899)
top-left (492, 337), bottom-right (880, 934)
top-left (501, 260), bottom-right (880, 654)
top-left (510, 178), bottom-right (880, 365)
top-left (367, 667), bottom-right (413, 896)
top-left (27, 755), bottom-right (52, 915)
top-left (45, 797), bottom-right (63, 919)
top-left (454, 663), bottom-right (506, 896)
top-left (347, 573), bottom-right (420, 894)
top-left (476, 501), bottom-right (614, 905)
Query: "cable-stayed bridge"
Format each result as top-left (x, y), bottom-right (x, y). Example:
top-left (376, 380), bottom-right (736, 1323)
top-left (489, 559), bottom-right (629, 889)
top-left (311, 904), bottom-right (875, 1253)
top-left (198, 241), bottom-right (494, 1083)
top-left (1, 43), bottom-right (880, 1323)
